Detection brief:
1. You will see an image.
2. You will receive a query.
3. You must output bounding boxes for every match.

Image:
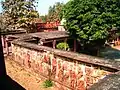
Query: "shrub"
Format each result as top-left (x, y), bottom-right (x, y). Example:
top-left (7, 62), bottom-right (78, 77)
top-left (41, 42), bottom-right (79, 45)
top-left (56, 42), bottom-right (69, 51)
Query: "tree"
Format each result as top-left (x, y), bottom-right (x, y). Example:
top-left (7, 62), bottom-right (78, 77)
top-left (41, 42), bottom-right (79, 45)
top-left (62, 0), bottom-right (120, 50)
top-left (0, 13), bottom-right (10, 33)
top-left (47, 2), bottom-right (64, 22)
top-left (1, 0), bottom-right (39, 33)
top-left (40, 15), bottom-right (47, 23)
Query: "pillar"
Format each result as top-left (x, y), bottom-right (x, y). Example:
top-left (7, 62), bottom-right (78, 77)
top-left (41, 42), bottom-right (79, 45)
top-left (1, 35), bottom-right (4, 48)
top-left (53, 40), bottom-right (56, 49)
top-left (74, 39), bottom-right (76, 52)
top-left (64, 38), bottom-right (67, 43)
top-left (0, 35), bottom-right (6, 77)
top-left (5, 38), bottom-right (9, 55)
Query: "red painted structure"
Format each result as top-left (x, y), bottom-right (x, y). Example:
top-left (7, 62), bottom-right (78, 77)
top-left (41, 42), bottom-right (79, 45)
top-left (36, 21), bottom-right (60, 32)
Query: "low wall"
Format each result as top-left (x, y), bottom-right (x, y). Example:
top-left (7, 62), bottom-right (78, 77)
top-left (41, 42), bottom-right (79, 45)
top-left (11, 41), bottom-right (119, 90)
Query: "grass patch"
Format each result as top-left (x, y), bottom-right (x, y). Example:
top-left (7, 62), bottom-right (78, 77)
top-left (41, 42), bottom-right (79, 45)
top-left (43, 80), bottom-right (53, 88)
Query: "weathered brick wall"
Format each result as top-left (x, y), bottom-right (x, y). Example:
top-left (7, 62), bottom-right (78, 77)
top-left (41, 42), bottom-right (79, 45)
top-left (12, 44), bottom-right (112, 90)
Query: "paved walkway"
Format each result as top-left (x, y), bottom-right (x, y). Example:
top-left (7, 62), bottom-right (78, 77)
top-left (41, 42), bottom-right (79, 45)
top-left (100, 46), bottom-right (120, 61)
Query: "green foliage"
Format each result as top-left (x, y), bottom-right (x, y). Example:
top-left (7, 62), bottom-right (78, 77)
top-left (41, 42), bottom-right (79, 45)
top-left (47, 2), bottom-right (64, 22)
top-left (43, 80), bottom-right (53, 88)
top-left (40, 15), bottom-right (47, 23)
top-left (62, 0), bottom-right (120, 47)
top-left (0, 13), bottom-right (9, 32)
top-left (1, 0), bottom-right (39, 33)
top-left (56, 42), bottom-right (69, 51)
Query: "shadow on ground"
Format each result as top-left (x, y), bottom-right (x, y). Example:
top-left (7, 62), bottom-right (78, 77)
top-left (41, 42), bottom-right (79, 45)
top-left (100, 46), bottom-right (120, 61)
top-left (0, 75), bottom-right (25, 90)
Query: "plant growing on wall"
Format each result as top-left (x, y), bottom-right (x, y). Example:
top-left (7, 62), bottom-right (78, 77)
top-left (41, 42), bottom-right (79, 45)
top-left (43, 79), bottom-right (53, 88)
top-left (56, 42), bottom-right (69, 51)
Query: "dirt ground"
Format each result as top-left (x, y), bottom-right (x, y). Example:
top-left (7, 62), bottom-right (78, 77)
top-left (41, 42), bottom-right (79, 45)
top-left (5, 56), bottom-right (58, 90)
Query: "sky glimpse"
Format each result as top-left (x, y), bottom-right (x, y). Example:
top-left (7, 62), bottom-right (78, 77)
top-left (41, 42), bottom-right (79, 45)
top-left (0, 0), bottom-right (68, 15)
top-left (36, 0), bottom-right (68, 15)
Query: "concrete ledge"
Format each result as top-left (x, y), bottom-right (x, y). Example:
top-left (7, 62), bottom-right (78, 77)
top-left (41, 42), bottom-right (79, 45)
top-left (89, 74), bottom-right (120, 90)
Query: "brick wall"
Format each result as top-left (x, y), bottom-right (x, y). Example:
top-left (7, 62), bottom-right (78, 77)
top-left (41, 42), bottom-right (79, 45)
top-left (11, 44), bottom-right (112, 90)
top-left (36, 21), bottom-right (60, 32)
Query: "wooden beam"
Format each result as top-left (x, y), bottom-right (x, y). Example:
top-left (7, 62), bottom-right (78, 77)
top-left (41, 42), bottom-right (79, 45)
top-left (43, 38), bottom-right (68, 43)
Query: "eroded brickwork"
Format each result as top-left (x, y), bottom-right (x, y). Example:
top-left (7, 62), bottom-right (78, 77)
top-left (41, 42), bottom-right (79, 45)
top-left (12, 44), bottom-right (111, 90)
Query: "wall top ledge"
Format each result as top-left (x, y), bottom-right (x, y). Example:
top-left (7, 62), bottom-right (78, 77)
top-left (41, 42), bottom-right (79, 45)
top-left (12, 40), bottom-right (120, 71)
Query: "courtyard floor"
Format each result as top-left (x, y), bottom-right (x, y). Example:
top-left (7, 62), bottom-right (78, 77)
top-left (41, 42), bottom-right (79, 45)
top-left (100, 45), bottom-right (120, 61)
top-left (5, 56), bottom-right (58, 90)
